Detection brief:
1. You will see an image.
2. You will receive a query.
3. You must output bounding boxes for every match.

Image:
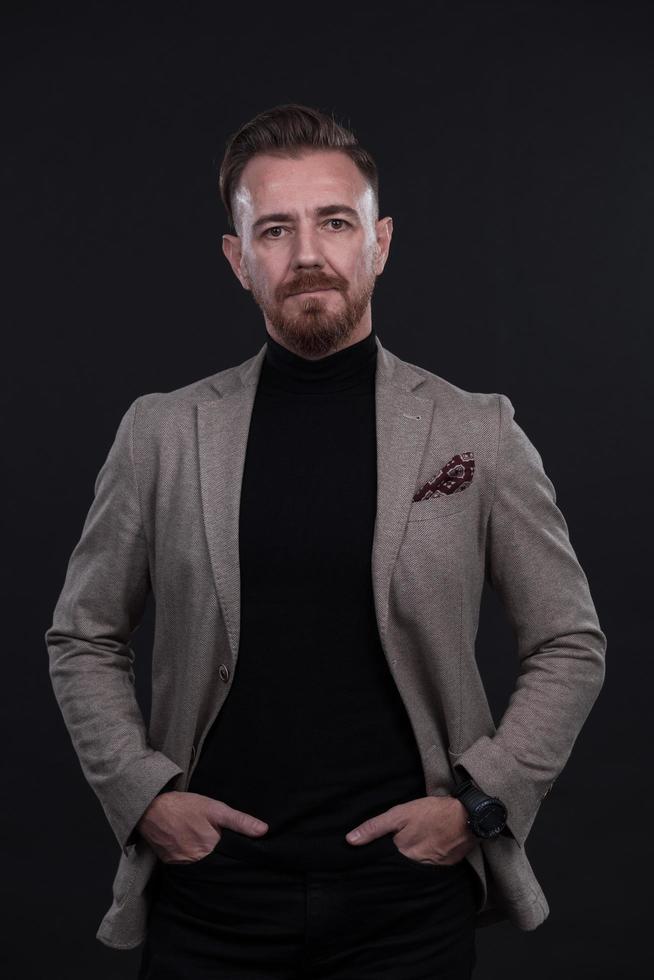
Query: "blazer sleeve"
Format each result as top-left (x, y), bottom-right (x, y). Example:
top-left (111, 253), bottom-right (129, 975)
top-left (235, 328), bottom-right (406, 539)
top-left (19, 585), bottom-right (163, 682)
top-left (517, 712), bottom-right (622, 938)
top-left (453, 393), bottom-right (607, 848)
top-left (45, 398), bottom-right (184, 857)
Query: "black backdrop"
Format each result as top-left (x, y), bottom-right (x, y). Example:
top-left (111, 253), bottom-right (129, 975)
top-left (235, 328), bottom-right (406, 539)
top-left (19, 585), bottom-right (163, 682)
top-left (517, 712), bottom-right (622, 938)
top-left (3, 1), bottom-right (650, 977)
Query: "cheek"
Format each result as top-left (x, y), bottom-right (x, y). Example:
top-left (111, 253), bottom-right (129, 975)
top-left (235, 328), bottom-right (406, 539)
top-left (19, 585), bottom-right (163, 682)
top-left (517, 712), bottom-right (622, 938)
top-left (353, 240), bottom-right (377, 277)
top-left (248, 256), bottom-right (282, 294)
top-left (329, 246), bottom-right (369, 286)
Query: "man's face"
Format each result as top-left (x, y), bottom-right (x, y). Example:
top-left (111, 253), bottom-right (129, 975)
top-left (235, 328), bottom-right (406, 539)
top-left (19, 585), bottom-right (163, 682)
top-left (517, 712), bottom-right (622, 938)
top-left (222, 149), bottom-right (393, 358)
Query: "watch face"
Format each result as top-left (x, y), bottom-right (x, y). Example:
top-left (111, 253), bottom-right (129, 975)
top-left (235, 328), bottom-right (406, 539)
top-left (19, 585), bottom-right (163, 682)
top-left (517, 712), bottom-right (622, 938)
top-left (473, 801), bottom-right (506, 836)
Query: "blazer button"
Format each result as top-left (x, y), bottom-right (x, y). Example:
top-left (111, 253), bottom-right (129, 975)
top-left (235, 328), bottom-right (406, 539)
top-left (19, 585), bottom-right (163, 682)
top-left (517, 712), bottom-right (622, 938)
top-left (218, 664), bottom-right (230, 682)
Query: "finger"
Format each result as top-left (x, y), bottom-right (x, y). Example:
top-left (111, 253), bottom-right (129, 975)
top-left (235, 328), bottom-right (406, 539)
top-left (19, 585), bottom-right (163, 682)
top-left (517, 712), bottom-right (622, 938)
top-left (346, 808), bottom-right (397, 843)
top-left (210, 801), bottom-right (268, 837)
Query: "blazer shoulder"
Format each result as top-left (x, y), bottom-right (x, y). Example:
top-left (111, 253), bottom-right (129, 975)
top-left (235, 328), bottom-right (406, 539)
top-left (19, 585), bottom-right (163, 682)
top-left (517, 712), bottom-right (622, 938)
top-left (141, 359), bottom-right (249, 405)
top-left (398, 352), bottom-right (507, 419)
top-left (130, 351), bottom-right (260, 429)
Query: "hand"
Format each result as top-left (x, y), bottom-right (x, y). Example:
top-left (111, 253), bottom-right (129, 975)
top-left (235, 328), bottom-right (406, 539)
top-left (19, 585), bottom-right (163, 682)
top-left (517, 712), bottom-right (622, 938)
top-left (137, 791), bottom-right (268, 864)
top-left (345, 796), bottom-right (478, 866)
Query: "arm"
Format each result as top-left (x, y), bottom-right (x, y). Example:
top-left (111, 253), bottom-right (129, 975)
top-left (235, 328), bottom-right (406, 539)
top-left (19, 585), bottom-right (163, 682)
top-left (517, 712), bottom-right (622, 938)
top-left (45, 398), bottom-right (183, 857)
top-left (454, 394), bottom-right (607, 848)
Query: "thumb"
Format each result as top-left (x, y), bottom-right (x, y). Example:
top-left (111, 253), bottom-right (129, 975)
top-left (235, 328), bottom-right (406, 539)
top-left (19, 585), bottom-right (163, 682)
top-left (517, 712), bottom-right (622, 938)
top-left (211, 800), bottom-right (268, 837)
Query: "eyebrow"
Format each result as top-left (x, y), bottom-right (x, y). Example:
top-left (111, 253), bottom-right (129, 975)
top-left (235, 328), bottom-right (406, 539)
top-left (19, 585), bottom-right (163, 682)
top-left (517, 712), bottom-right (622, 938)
top-left (252, 203), bottom-right (360, 232)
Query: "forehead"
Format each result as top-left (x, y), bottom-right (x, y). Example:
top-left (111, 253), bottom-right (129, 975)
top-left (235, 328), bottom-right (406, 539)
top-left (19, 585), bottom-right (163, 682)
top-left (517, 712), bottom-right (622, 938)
top-left (235, 150), bottom-right (370, 216)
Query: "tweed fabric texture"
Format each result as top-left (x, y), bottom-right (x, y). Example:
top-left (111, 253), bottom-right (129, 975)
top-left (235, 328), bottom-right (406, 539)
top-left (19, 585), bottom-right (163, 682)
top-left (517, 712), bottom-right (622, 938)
top-left (45, 336), bottom-right (606, 948)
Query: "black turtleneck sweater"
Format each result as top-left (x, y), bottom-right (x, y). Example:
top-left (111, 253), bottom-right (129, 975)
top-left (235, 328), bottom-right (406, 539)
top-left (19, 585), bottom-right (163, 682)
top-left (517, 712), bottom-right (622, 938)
top-left (187, 328), bottom-right (428, 871)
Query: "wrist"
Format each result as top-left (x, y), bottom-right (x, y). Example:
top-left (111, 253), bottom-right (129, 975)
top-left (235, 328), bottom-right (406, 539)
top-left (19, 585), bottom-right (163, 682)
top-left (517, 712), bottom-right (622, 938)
top-left (452, 776), bottom-right (508, 840)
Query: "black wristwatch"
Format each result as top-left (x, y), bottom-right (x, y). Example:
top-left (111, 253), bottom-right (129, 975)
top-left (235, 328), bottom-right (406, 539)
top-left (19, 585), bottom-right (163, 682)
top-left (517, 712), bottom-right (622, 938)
top-left (452, 776), bottom-right (508, 839)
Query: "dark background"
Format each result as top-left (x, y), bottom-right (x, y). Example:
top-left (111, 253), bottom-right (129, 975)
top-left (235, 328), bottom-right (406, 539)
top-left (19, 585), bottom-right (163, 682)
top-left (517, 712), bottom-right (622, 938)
top-left (3, 1), bottom-right (649, 976)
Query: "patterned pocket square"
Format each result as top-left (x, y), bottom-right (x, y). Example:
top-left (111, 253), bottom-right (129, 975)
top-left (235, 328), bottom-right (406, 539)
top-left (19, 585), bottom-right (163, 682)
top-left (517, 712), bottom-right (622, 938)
top-left (412, 451), bottom-right (475, 502)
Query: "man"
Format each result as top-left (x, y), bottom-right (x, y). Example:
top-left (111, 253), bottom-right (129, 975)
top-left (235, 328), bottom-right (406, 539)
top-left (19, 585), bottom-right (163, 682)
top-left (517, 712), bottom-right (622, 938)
top-left (46, 103), bottom-right (606, 978)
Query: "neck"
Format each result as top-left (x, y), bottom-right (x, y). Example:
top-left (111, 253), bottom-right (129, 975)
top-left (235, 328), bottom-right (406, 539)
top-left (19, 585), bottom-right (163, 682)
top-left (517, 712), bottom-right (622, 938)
top-left (261, 328), bottom-right (378, 394)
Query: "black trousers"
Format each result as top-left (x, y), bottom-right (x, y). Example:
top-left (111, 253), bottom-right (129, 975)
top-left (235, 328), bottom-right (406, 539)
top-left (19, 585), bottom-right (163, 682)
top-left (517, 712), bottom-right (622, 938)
top-left (137, 845), bottom-right (480, 979)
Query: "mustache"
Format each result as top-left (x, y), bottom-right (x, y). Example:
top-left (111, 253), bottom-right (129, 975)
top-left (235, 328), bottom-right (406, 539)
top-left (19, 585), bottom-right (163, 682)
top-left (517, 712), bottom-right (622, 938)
top-left (281, 275), bottom-right (346, 297)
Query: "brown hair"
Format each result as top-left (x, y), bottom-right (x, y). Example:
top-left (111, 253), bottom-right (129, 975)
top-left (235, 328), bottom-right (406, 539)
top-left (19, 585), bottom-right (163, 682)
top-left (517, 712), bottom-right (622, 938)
top-left (217, 103), bottom-right (379, 234)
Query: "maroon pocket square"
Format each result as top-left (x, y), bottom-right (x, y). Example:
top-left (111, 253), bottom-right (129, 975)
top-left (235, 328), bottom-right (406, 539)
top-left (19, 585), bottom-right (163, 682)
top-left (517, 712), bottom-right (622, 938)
top-left (412, 451), bottom-right (475, 502)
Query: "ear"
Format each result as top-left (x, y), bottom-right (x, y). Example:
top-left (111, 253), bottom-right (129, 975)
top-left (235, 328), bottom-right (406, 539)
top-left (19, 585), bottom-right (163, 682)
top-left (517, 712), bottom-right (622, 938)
top-left (222, 234), bottom-right (251, 290)
top-left (374, 216), bottom-right (393, 276)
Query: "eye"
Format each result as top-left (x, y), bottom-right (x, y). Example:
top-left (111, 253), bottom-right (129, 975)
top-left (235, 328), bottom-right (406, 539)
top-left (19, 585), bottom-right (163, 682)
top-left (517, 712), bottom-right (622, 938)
top-left (262, 219), bottom-right (351, 238)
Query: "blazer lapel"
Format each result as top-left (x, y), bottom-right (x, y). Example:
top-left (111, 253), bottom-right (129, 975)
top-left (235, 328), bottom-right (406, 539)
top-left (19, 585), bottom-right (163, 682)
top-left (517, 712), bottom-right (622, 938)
top-left (197, 346), bottom-right (265, 665)
top-left (371, 341), bottom-right (435, 639)
top-left (197, 335), bottom-right (435, 661)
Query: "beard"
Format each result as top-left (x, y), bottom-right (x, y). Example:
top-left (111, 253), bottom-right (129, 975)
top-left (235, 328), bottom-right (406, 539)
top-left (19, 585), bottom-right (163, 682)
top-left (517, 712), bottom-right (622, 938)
top-left (246, 262), bottom-right (377, 359)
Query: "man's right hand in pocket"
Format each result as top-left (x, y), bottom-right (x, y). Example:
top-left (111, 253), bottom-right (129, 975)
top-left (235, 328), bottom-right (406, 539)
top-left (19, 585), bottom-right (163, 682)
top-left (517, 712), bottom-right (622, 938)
top-left (136, 791), bottom-right (269, 864)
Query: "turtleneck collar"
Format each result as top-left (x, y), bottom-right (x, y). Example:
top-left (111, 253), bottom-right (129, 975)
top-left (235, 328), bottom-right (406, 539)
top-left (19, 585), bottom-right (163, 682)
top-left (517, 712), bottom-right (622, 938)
top-left (261, 329), bottom-right (377, 394)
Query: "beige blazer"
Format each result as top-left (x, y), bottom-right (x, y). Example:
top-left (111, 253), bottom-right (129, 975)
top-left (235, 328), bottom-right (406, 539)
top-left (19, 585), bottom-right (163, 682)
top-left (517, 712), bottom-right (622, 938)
top-left (45, 335), bottom-right (606, 949)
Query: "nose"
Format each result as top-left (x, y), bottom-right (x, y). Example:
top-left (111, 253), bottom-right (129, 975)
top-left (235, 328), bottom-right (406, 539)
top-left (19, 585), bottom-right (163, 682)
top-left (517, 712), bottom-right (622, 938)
top-left (291, 223), bottom-right (325, 270)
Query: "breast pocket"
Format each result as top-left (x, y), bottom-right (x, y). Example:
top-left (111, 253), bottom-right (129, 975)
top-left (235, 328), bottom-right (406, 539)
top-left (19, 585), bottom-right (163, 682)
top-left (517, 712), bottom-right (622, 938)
top-left (407, 490), bottom-right (473, 522)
